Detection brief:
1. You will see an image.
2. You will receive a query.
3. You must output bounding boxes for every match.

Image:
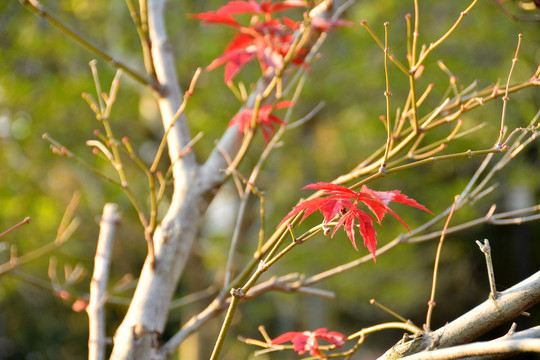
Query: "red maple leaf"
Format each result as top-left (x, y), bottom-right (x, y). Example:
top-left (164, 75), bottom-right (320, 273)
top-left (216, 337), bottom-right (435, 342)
top-left (229, 100), bottom-right (293, 142)
top-left (205, 20), bottom-right (300, 83)
top-left (279, 182), bottom-right (432, 261)
top-left (192, 1), bottom-right (308, 83)
top-left (271, 328), bottom-right (345, 359)
top-left (193, 1), bottom-right (352, 82)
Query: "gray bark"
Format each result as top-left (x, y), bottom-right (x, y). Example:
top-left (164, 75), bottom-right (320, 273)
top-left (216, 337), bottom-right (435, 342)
top-left (379, 271), bottom-right (540, 360)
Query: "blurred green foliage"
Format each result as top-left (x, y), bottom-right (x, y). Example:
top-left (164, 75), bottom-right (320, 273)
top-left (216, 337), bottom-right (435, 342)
top-left (0, 0), bottom-right (539, 359)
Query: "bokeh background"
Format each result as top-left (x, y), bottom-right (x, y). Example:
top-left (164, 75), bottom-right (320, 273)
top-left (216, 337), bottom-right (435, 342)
top-left (0, 0), bottom-right (539, 359)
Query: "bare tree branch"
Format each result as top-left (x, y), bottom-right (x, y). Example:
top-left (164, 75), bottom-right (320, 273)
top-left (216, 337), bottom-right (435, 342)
top-left (110, 0), bottom-right (203, 357)
top-left (146, 1), bottom-right (197, 178)
top-left (87, 203), bottom-right (120, 360)
top-left (400, 337), bottom-right (540, 360)
top-left (379, 270), bottom-right (540, 359)
top-left (464, 326), bottom-right (540, 360)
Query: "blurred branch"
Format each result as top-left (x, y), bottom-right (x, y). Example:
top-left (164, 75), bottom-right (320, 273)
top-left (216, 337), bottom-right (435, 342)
top-left (124, 0), bottom-right (154, 75)
top-left (87, 203), bottom-right (120, 360)
top-left (0, 197), bottom-right (80, 276)
top-left (43, 133), bottom-right (122, 186)
top-left (169, 285), bottom-right (216, 310)
top-left (488, 0), bottom-right (540, 22)
top-left (18, 0), bottom-right (158, 91)
top-left (0, 217), bottom-right (31, 239)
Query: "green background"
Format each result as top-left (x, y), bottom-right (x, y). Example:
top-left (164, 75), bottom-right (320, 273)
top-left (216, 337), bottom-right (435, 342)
top-left (0, 0), bottom-right (539, 359)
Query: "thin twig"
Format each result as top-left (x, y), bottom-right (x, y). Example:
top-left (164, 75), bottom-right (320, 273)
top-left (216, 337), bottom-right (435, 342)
top-left (348, 322), bottom-right (422, 341)
top-left (0, 217), bottom-right (31, 239)
top-left (169, 286), bottom-right (216, 310)
top-left (413, 0), bottom-right (481, 71)
top-left (407, 204), bottom-right (540, 244)
top-left (425, 195), bottom-right (459, 332)
top-left (209, 290), bottom-right (242, 360)
top-left (124, 0), bottom-right (154, 75)
top-left (380, 22), bottom-right (392, 173)
top-left (476, 239), bottom-right (498, 299)
top-left (496, 34), bottom-right (523, 149)
top-left (150, 67), bottom-right (202, 174)
top-left (370, 299), bottom-right (414, 325)
top-left (412, 0), bottom-right (419, 66)
top-left (0, 218), bottom-right (80, 276)
top-left (360, 20), bottom-right (409, 75)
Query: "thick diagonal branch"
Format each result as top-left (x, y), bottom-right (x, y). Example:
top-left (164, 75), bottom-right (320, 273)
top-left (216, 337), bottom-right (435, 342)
top-left (379, 270), bottom-right (540, 359)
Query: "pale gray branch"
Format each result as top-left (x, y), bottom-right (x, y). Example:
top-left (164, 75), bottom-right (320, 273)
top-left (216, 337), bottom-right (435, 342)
top-left (146, 0), bottom-right (198, 182)
top-left (464, 326), bottom-right (540, 360)
top-left (378, 271), bottom-right (540, 359)
top-left (109, 0), bottom-right (202, 358)
top-left (399, 338), bottom-right (540, 360)
top-left (87, 203), bottom-right (120, 360)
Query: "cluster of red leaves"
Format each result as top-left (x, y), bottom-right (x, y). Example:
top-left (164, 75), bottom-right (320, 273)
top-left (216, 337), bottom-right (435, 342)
top-left (229, 100), bottom-right (293, 142)
top-left (279, 182), bottom-right (432, 261)
top-left (191, 0), bottom-right (307, 83)
top-left (192, 1), bottom-right (352, 140)
top-left (271, 328), bottom-right (345, 358)
top-left (191, 1), bottom-right (353, 83)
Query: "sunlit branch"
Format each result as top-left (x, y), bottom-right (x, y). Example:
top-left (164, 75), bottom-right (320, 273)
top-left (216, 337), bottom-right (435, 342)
top-left (0, 218), bottom-right (80, 276)
top-left (360, 20), bottom-right (409, 75)
top-left (0, 217), bottom-right (31, 239)
top-left (87, 203), bottom-right (119, 360)
top-left (380, 22), bottom-right (393, 173)
top-left (425, 196), bottom-right (459, 332)
top-left (19, 0), bottom-right (158, 91)
top-left (124, 0), bottom-right (154, 75)
top-left (413, 0), bottom-right (480, 71)
top-left (496, 34), bottom-right (523, 149)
